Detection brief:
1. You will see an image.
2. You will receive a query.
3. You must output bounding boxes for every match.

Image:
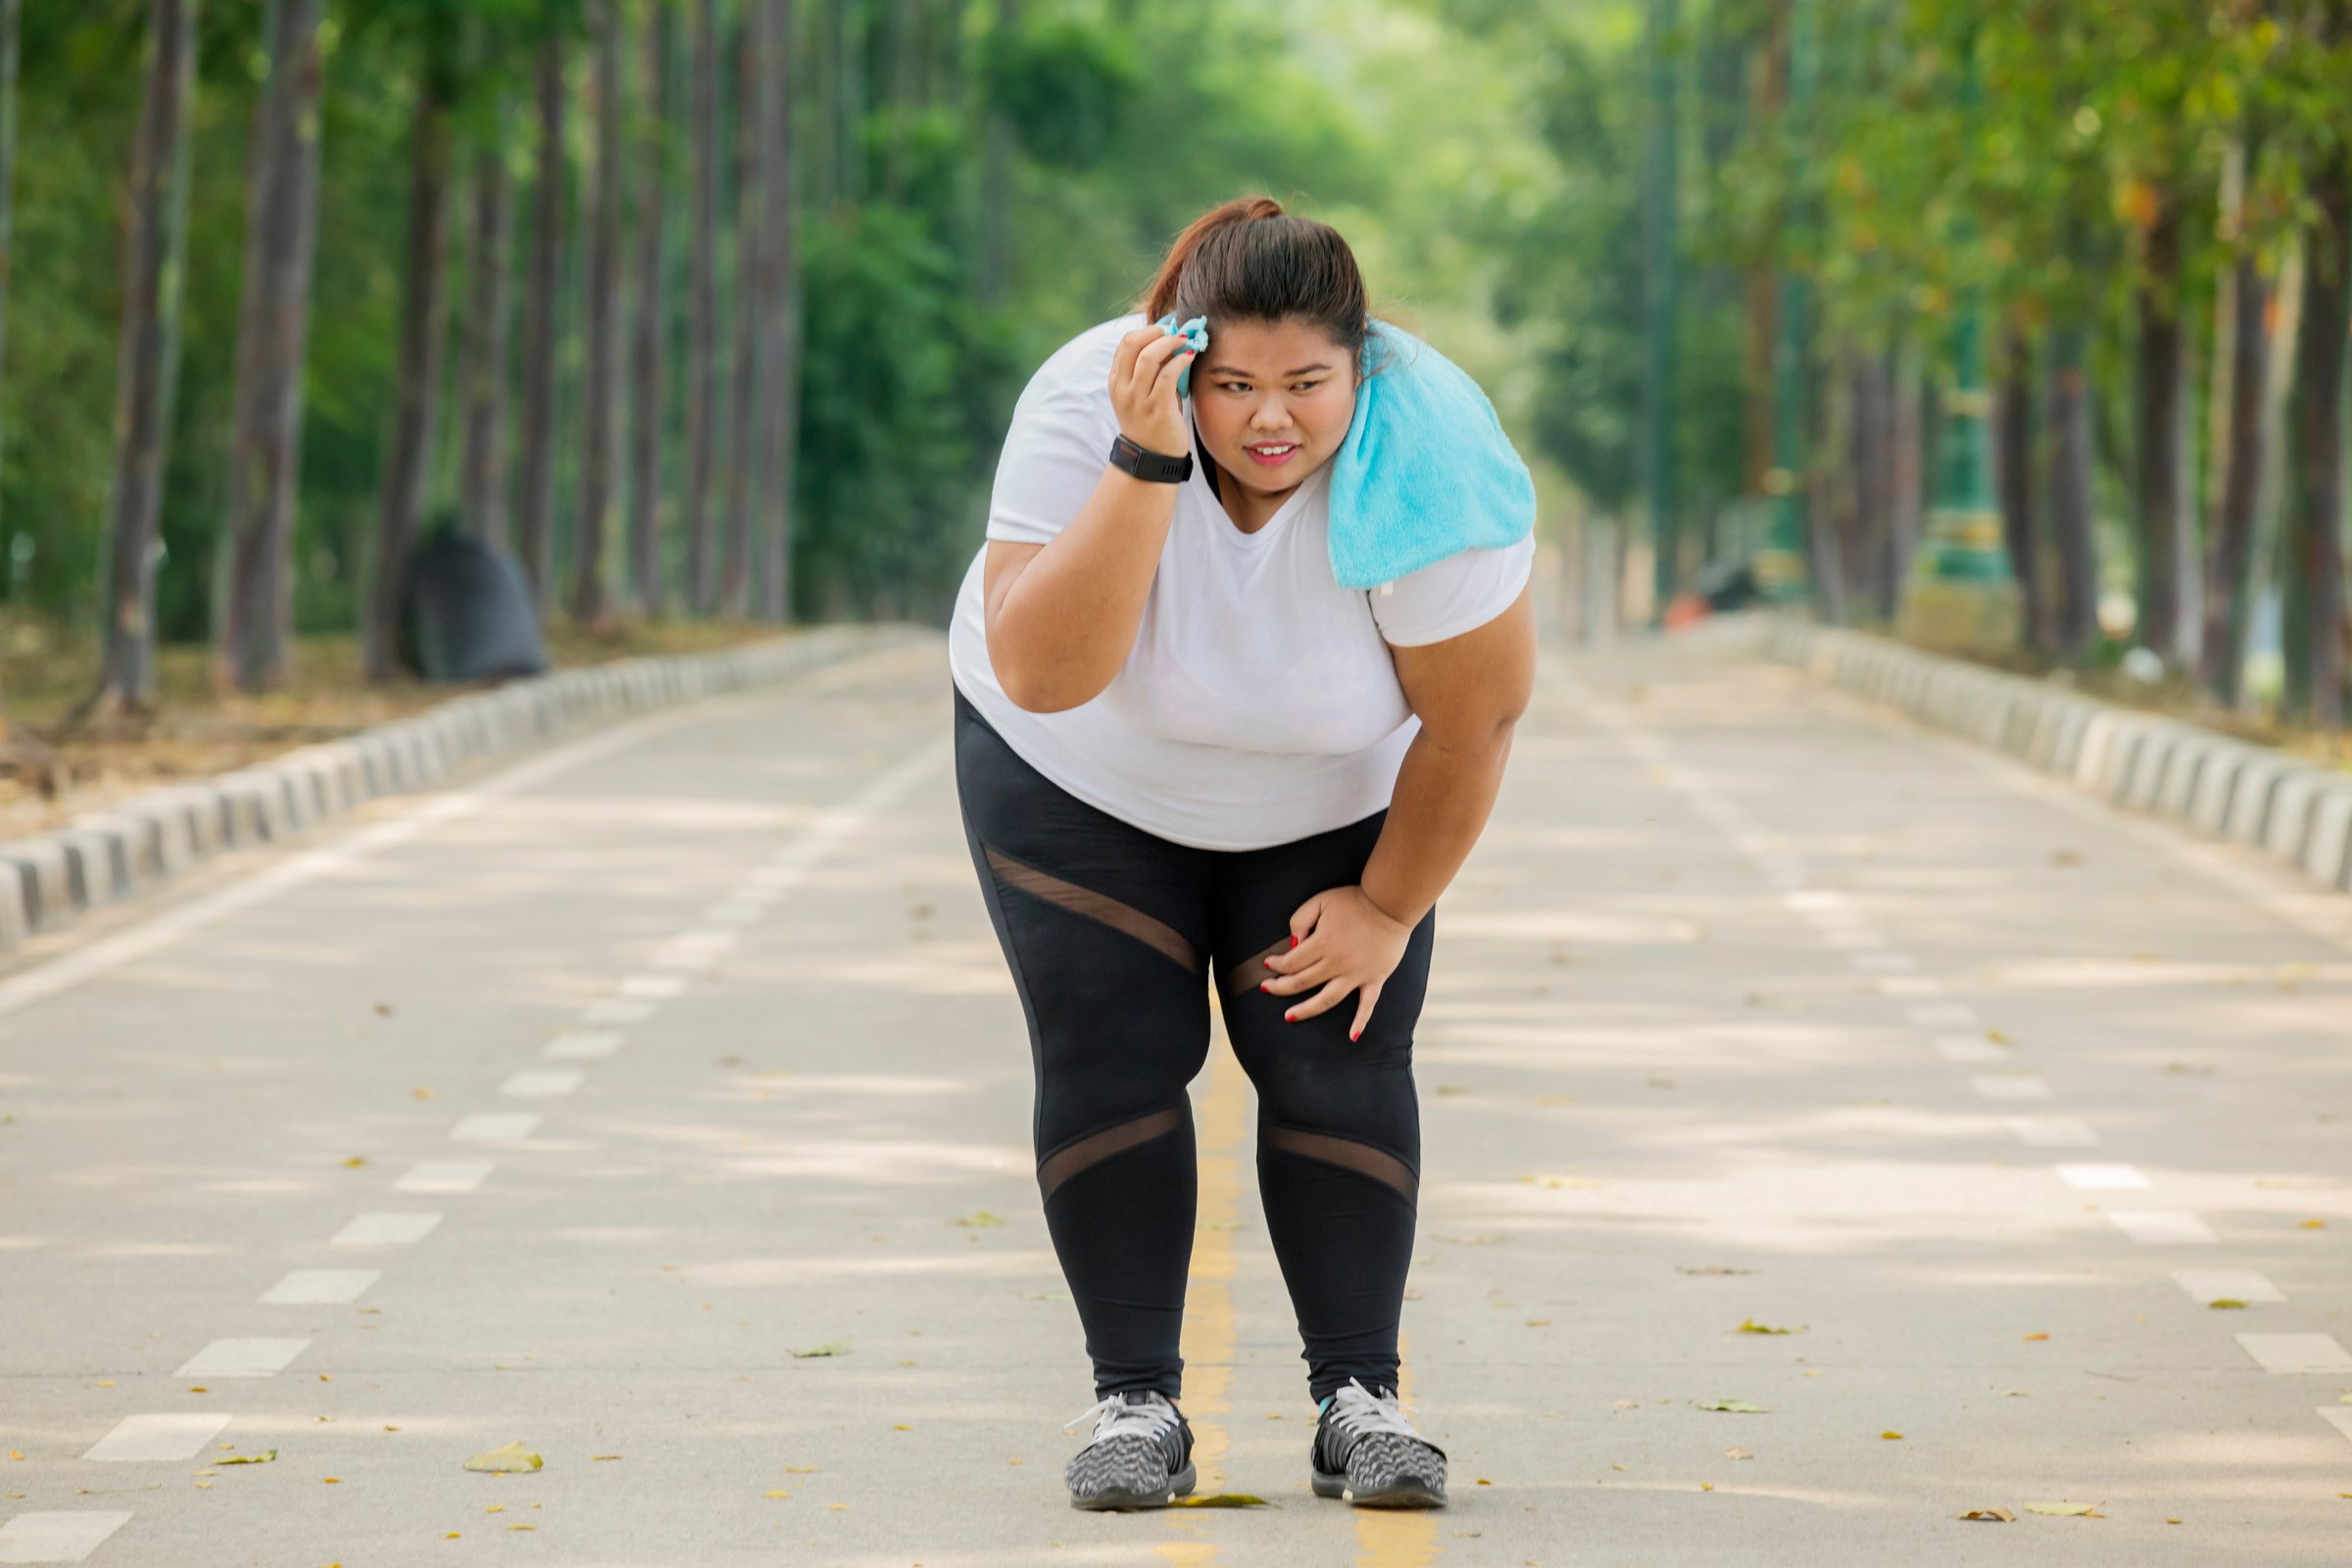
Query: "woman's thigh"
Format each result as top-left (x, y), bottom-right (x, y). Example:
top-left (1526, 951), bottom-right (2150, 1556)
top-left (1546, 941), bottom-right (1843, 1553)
top-left (1208, 810), bottom-right (1436, 1131)
top-left (954, 689), bottom-right (1216, 1146)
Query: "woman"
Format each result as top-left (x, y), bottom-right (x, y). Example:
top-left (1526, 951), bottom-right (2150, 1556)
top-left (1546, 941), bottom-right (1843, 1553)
top-left (948, 194), bottom-right (1536, 1513)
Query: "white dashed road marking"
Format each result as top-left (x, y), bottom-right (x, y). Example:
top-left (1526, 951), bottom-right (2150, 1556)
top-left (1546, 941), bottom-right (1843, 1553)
top-left (393, 1160), bottom-right (495, 1194)
top-left (2055, 1163), bottom-right (2149, 1191)
top-left (619, 973), bottom-right (690, 999)
top-left (498, 1069), bottom-right (583, 1099)
top-left (1908, 1002), bottom-right (1977, 1027)
top-left (450, 1112), bottom-right (541, 1142)
top-left (1969, 1074), bottom-right (2052, 1102)
top-left (1933, 1035), bottom-right (2009, 1063)
top-left (2108, 1211), bottom-right (2220, 1246)
top-left (0, 1511), bottom-right (133, 1563)
top-left (330, 1211), bottom-right (442, 1246)
top-left (2007, 1115), bottom-right (2101, 1147)
top-left (2235, 1333), bottom-right (2352, 1374)
top-left (172, 1338), bottom-right (308, 1378)
top-left (2172, 1269), bottom-right (2283, 1305)
top-left (581, 999), bottom-right (658, 1026)
top-left (2319, 1407), bottom-right (2352, 1445)
top-left (541, 1032), bottom-right (623, 1061)
top-left (260, 1269), bottom-right (380, 1305)
top-left (80, 1413), bottom-right (230, 1462)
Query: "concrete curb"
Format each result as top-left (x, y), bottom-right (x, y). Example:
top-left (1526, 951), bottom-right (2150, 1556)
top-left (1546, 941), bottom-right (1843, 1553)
top-left (0, 623), bottom-right (925, 953)
top-left (1714, 612), bottom-right (2352, 898)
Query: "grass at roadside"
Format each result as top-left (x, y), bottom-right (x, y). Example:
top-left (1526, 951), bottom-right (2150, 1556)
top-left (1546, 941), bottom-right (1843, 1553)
top-left (0, 611), bottom-right (812, 839)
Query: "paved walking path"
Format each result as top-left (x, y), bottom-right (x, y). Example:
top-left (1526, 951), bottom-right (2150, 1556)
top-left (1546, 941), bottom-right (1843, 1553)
top-left (1, 631), bottom-right (2347, 1565)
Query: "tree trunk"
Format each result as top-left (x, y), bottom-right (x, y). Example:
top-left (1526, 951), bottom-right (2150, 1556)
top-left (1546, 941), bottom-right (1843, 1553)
top-left (977, 0), bottom-right (1017, 304)
top-left (1847, 346), bottom-right (1894, 620)
top-left (754, 0), bottom-right (800, 621)
top-left (459, 119), bottom-right (515, 552)
top-left (217, 0), bottom-right (323, 696)
top-left (686, 0), bottom-right (720, 615)
top-left (2291, 143), bottom-right (2351, 729)
top-left (2046, 322), bottom-right (2101, 661)
top-left (88, 0), bottom-right (201, 718)
top-left (1885, 337), bottom-right (1924, 618)
top-left (627, 4), bottom-right (670, 618)
top-left (0, 0), bottom-right (20, 584)
top-left (2132, 192), bottom-right (2196, 666)
top-left (720, 9), bottom-right (760, 616)
top-left (516, 34), bottom-right (567, 609)
top-left (882, 0), bottom-right (920, 200)
top-left (363, 57), bottom-right (456, 682)
top-left (1994, 324), bottom-right (2045, 648)
top-left (573, 2), bottom-right (624, 626)
top-left (2201, 246), bottom-right (2273, 704)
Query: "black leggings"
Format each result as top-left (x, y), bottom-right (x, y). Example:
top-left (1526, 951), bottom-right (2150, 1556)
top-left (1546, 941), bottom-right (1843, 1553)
top-left (954, 686), bottom-right (1434, 1404)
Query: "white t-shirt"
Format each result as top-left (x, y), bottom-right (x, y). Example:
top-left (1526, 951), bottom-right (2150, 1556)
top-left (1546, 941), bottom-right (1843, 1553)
top-left (948, 314), bottom-right (1534, 851)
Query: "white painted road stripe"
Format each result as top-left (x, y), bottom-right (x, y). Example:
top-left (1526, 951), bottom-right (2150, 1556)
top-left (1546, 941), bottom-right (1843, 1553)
top-left (620, 973), bottom-right (690, 999)
top-left (2109, 1211), bottom-right (2219, 1246)
top-left (260, 1269), bottom-right (380, 1305)
top-left (581, 999), bottom-right (658, 1026)
top-left (701, 902), bottom-right (763, 924)
top-left (2008, 1115), bottom-right (2101, 1147)
top-left (2236, 1333), bottom-right (2352, 1373)
top-left (499, 1069), bottom-right (583, 1099)
top-left (2056, 1163), bottom-right (2149, 1191)
top-left (394, 1160), bottom-right (495, 1194)
top-left (1908, 1002), bottom-right (1976, 1026)
top-left (1881, 977), bottom-right (1945, 998)
top-left (1934, 1035), bottom-right (2010, 1063)
top-left (81, 1413), bottom-right (230, 1462)
top-left (331, 1211), bottom-right (442, 1246)
top-left (541, 1032), bottom-right (622, 1061)
top-left (1970, 1074), bottom-right (2052, 1101)
top-left (2319, 1406), bottom-right (2352, 1445)
top-left (0, 1511), bottom-right (134, 1562)
top-left (451, 1112), bottom-right (541, 1142)
top-left (174, 1338), bottom-right (308, 1378)
top-left (1850, 951), bottom-right (1918, 973)
top-left (2173, 1269), bottom-right (2283, 1305)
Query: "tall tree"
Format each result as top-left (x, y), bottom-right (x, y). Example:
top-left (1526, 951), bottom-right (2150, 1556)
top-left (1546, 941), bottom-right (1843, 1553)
top-left (516, 30), bottom-right (568, 607)
top-left (626, 0), bottom-right (670, 618)
top-left (2202, 192), bottom-right (2274, 704)
top-left (86, 0), bottom-right (202, 718)
top-left (573, 0), bottom-right (623, 625)
top-left (977, 0), bottom-right (1016, 305)
top-left (2289, 111), bottom-right (2350, 728)
top-left (217, 0), bottom-right (325, 695)
top-left (0, 0), bottom-right (18, 569)
top-left (720, 7), bottom-right (760, 615)
top-left (459, 101), bottom-right (516, 553)
top-left (685, 0), bottom-right (720, 614)
top-left (364, 25), bottom-right (460, 681)
top-left (753, 0), bottom-right (800, 620)
top-left (2131, 186), bottom-right (2198, 667)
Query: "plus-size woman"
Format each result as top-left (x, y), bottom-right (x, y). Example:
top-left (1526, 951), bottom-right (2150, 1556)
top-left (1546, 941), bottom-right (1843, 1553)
top-left (948, 195), bottom-right (1536, 1513)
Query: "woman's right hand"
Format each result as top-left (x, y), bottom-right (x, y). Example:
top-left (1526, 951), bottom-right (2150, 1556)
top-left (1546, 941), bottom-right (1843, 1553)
top-left (1109, 325), bottom-right (1197, 460)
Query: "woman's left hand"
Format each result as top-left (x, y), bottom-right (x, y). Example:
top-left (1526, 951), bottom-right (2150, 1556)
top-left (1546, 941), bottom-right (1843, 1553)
top-left (1258, 886), bottom-right (1414, 1042)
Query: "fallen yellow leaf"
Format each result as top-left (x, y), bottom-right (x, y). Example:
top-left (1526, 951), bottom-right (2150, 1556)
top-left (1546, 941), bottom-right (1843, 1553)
top-left (1954, 1506), bottom-right (2014, 1522)
top-left (2209, 1298), bottom-right (2249, 1310)
top-left (2024, 1501), bottom-right (2101, 1517)
top-left (1880, 1432), bottom-right (1902, 1441)
top-left (763, 1489), bottom-right (791, 1499)
top-left (2023, 1332), bottom-right (2050, 1342)
top-left (216, 1450), bottom-right (275, 1465)
top-left (2301, 1219), bottom-right (2327, 1229)
top-left (1168, 1493), bottom-right (1271, 1508)
top-left (463, 1442), bottom-right (543, 1475)
top-left (1734, 1319), bottom-right (1802, 1336)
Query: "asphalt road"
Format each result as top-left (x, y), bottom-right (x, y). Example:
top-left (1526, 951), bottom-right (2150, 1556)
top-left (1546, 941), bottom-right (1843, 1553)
top-left (2, 630), bottom-right (2347, 1566)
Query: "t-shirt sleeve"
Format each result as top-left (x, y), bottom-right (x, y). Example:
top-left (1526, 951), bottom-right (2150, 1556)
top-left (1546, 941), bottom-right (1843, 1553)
top-left (1367, 532), bottom-right (1537, 648)
top-left (984, 351), bottom-right (1119, 546)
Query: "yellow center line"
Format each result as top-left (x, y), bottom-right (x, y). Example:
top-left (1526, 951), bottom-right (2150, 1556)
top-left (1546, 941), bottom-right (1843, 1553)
top-left (1157, 1016), bottom-right (1246, 1564)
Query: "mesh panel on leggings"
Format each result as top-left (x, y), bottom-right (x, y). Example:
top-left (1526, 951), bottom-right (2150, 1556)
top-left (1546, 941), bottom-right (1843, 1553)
top-left (983, 844), bottom-right (1202, 974)
top-left (1263, 1123), bottom-right (1418, 1206)
top-left (1039, 1106), bottom-right (1187, 1201)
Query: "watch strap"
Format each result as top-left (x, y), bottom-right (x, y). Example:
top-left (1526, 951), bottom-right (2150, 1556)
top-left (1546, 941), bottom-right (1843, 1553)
top-left (1109, 433), bottom-right (1193, 484)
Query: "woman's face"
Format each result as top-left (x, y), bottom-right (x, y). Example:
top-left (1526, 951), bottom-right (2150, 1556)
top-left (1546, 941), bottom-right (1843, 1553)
top-left (1188, 316), bottom-right (1360, 502)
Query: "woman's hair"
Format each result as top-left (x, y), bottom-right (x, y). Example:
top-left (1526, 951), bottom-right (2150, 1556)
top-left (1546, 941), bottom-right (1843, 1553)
top-left (1138, 195), bottom-right (1374, 368)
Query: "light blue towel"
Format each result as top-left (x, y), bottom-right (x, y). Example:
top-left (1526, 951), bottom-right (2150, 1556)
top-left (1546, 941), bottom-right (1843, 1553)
top-left (1158, 314), bottom-right (1534, 589)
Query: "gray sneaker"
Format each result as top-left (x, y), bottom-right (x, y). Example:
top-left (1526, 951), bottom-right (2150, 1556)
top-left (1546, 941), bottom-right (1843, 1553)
top-left (1309, 1379), bottom-right (1447, 1507)
top-left (1062, 1391), bottom-right (1197, 1510)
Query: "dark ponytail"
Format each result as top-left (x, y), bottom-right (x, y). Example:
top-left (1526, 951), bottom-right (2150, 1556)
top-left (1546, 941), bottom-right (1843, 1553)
top-left (1137, 195), bottom-right (1374, 368)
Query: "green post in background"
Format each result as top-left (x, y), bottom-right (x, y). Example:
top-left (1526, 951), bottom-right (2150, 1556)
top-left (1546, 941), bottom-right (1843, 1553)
top-left (1898, 22), bottom-right (2017, 646)
top-left (1642, 0), bottom-right (1682, 622)
top-left (1755, 0), bottom-right (1814, 602)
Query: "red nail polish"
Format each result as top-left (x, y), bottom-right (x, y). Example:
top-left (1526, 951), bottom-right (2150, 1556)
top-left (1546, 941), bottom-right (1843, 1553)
top-left (1349, 1028), bottom-right (1361, 1042)
top-left (1289, 935), bottom-right (1298, 949)
top-left (1258, 982), bottom-right (1270, 994)
top-left (1284, 1011), bottom-right (1296, 1023)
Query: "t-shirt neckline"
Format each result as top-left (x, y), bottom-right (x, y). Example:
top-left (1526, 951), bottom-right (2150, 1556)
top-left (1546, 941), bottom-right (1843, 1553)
top-left (1190, 421), bottom-right (1323, 547)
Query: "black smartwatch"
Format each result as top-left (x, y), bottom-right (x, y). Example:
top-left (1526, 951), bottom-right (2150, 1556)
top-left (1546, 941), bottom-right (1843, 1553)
top-left (1109, 432), bottom-right (1193, 484)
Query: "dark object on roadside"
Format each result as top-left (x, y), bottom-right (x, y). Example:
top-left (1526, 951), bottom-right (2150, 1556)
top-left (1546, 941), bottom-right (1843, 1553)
top-left (396, 528), bottom-right (549, 683)
top-left (1695, 560), bottom-right (1761, 612)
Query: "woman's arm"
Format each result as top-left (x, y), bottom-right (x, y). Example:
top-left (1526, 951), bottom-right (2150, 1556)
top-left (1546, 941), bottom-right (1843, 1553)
top-left (984, 328), bottom-right (1197, 712)
top-left (1260, 582), bottom-right (1536, 1036)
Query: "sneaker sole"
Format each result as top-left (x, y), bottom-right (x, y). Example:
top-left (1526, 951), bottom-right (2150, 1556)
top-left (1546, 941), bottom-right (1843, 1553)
top-left (1312, 1467), bottom-right (1446, 1508)
top-left (1070, 1462), bottom-right (1198, 1511)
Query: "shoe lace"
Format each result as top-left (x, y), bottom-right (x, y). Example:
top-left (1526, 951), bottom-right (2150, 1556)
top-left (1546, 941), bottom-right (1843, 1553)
top-left (1322, 1378), bottom-right (1426, 1445)
top-left (1064, 1391), bottom-right (1181, 1446)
